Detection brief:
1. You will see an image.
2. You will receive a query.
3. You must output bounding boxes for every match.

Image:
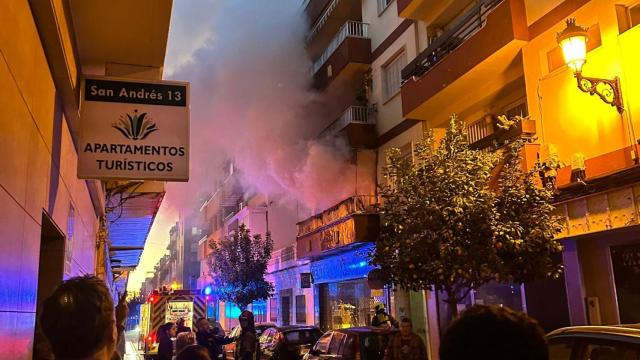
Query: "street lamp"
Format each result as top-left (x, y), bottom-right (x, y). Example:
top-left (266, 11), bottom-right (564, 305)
top-left (557, 18), bottom-right (624, 113)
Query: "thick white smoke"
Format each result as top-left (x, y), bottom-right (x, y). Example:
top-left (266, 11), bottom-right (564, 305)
top-left (165, 0), bottom-right (358, 213)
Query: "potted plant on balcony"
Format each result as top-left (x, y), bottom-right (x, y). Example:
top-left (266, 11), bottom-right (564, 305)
top-left (497, 114), bottom-right (536, 138)
top-left (534, 144), bottom-right (565, 190)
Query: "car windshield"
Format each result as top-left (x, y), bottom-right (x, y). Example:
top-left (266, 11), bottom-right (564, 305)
top-left (284, 329), bottom-right (323, 344)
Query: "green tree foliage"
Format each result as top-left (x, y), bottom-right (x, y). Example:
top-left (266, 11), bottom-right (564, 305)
top-left (372, 115), bottom-right (563, 316)
top-left (208, 224), bottom-right (274, 310)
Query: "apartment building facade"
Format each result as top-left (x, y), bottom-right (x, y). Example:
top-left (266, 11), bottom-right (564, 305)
top-left (197, 162), bottom-right (301, 330)
top-left (303, 0), bottom-right (640, 357)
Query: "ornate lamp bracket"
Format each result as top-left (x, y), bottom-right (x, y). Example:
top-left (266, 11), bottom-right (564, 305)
top-left (575, 73), bottom-right (624, 114)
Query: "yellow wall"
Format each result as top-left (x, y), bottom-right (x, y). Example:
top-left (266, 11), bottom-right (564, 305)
top-left (523, 0), bottom-right (640, 163)
top-left (0, 1), bottom-right (97, 357)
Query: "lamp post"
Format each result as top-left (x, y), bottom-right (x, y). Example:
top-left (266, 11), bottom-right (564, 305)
top-left (557, 18), bottom-right (624, 113)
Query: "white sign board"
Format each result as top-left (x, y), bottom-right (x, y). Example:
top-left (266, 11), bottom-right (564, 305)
top-left (165, 301), bottom-right (194, 328)
top-left (78, 76), bottom-right (189, 181)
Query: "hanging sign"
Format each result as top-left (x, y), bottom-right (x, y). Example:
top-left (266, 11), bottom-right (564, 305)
top-left (78, 76), bottom-right (190, 181)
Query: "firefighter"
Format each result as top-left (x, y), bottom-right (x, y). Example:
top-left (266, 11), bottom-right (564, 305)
top-left (371, 302), bottom-right (396, 328)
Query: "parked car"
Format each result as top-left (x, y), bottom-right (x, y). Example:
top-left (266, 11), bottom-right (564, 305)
top-left (547, 325), bottom-right (640, 359)
top-left (223, 323), bottom-right (277, 360)
top-left (258, 325), bottom-right (323, 360)
top-left (304, 327), bottom-right (398, 360)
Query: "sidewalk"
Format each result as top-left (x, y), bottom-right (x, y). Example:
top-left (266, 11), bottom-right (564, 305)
top-left (124, 330), bottom-right (143, 360)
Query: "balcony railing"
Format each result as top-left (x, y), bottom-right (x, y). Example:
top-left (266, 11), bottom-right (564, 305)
top-left (311, 20), bottom-right (369, 75)
top-left (321, 105), bottom-right (376, 137)
top-left (401, 0), bottom-right (502, 81)
top-left (306, 0), bottom-right (342, 43)
top-left (467, 117), bottom-right (494, 145)
top-left (297, 195), bottom-right (378, 237)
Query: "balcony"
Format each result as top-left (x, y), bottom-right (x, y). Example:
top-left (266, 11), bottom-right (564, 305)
top-left (466, 115), bottom-right (536, 151)
top-left (311, 20), bottom-right (371, 89)
top-left (400, 0), bottom-right (527, 123)
top-left (321, 105), bottom-right (377, 148)
top-left (296, 195), bottom-right (379, 259)
top-left (397, 0), bottom-right (474, 25)
top-left (306, 0), bottom-right (364, 59)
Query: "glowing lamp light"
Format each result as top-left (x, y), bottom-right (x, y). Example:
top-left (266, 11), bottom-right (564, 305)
top-left (557, 18), bottom-right (588, 74)
top-left (203, 285), bottom-right (213, 296)
top-left (556, 18), bottom-right (624, 114)
top-left (171, 281), bottom-right (179, 290)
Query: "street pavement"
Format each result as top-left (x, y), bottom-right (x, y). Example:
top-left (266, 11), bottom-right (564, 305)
top-left (124, 330), bottom-right (143, 360)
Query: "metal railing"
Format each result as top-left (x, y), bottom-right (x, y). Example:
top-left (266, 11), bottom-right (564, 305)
top-left (401, 0), bottom-right (503, 81)
top-left (306, 0), bottom-right (343, 43)
top-left (297, 195), bottom-right (378, 236)
top-left (311, 20), bottom-right (369, 75)
top-left (467, 117), bottom-right (494, 144)
top-left (321, 105), bottom-right (376, 137)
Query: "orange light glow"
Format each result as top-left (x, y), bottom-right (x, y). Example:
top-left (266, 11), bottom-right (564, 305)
top-left (557, 18), bottom-right (589, 74)
top-left (560, 35), bottom-right (587, 73)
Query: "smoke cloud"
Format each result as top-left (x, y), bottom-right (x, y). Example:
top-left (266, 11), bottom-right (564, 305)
top-left (128, 0), bottom-right (363, 291)
top-left (165, 0), bottom-right (358, 213)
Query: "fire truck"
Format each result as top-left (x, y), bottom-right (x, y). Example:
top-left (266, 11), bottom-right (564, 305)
top-left (139, 288), bottom-right (209, 359)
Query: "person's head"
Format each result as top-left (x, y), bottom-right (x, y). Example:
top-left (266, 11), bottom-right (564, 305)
top-left (176, 345), bottom-right (212, 360)
top-left (159, 322), bottom-right (177, 341)
top-left (399, 317), bottom-right (413, 337)
top-left (196, 317), bottom-right (209, 332)
top-left (40, 275), bottom-right (117, 359)
top-left (439, 305), bottom-right (548, 360)
top-left (177, 318), bottom-right (186, 328)
top-left (239, 310), bottom-right (255, 332)
top-left (374, 302), bottom-right (385, 314)
top-left (175, 332), bottom-right (196, 355)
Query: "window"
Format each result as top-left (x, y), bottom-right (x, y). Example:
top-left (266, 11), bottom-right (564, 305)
top-left (329, 332), bottom-right (346, 354)
top-left (399, 142), bottom-right (414, 163)
top-left (583, 342), bottom-right (640, 360)
top-left (282, 246), bottom-right (295, 262)
top-left (616, 3), bottom-right (640, 34)
top-left (382, 51), bottom-right (407, 101)
top-left (548, 340), bottom-right (573, 360)
top-left (260, 329), bottom-right (274, 344)
top-left (269, 298), bottom-right (278, 322)
top-left (253, 300), bottom-right (267, 323)
top-left (314, 332), bottom-right (333, 353)
top-left (377, 0), bottom-right (394, 15)
top-left (285, 329), bottom-right (322, 344)
top-left (295, 295), bottom-right (306, 324)
top-left (65, 205), bottom-right (75, 276)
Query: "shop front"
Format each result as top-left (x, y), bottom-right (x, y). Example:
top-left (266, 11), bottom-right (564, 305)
top-left (310, 243), bottom-right (391, 330)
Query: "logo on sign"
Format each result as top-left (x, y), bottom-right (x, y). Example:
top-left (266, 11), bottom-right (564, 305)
top-left (112, 109), bottom-right (158, 140)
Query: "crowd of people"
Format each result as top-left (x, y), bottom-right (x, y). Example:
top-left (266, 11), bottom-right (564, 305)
top-left (38, 275), bottom-right (551, 360)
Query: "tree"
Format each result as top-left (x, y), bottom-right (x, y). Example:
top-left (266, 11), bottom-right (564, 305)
top-left (208, 224), bottom-right (274, 310)
top-left (493, 132), bottom-right (564, 283)
top-left (372, 115), bottom-right (563, 317)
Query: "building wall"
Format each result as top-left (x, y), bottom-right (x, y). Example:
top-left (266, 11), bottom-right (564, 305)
top-left (362, 0), bottom-right (405, 50)
top-left (523, 0), bottom-right (640, 164)
top-left (0, 1), bottom-right (98, 358)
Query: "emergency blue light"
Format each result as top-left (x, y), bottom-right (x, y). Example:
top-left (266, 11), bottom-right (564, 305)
top-left (203, 285), bottom-right (212, 296)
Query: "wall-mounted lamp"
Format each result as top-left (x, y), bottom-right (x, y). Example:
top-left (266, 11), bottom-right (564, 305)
top-left (557, 18), bottom-right (624, 113)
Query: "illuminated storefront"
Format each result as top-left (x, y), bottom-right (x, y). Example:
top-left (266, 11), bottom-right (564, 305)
top-left (310, 243), bottom-right (390, 330)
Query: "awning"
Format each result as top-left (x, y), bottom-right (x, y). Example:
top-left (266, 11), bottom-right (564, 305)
top-left (107, 182), bottom-right (165, 269)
